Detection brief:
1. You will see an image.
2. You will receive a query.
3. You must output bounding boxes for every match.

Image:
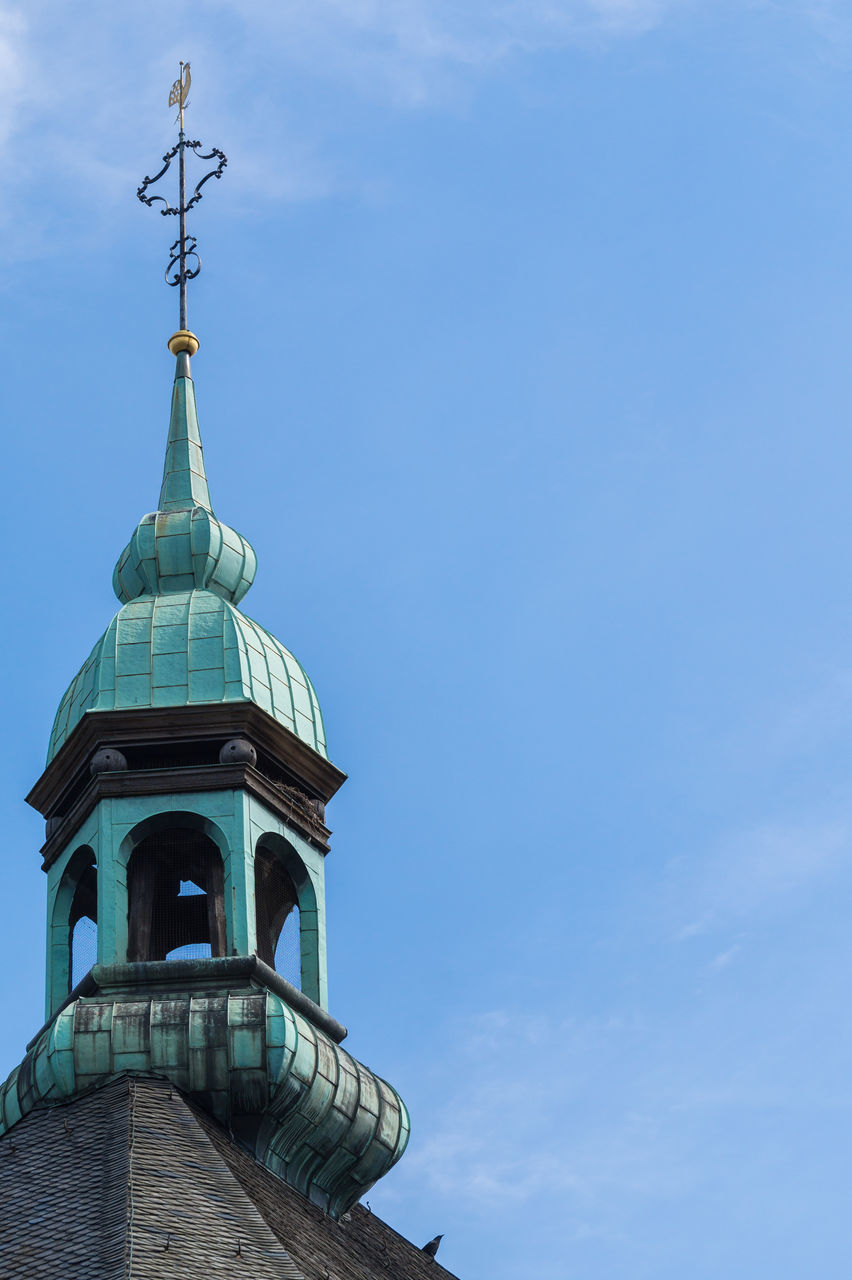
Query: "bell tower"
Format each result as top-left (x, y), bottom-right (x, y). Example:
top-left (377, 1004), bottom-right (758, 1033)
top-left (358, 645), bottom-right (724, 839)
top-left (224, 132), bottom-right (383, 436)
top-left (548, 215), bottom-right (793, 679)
top-left (31, 339), bottom-right (340, 1026)
top-left (1, 67), bottom-right (411, 1226)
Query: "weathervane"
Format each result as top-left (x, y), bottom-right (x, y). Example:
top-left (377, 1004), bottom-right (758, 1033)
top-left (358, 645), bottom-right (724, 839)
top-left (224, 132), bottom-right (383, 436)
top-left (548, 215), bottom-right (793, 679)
top-left (137, 62), bottom-right (227, 350)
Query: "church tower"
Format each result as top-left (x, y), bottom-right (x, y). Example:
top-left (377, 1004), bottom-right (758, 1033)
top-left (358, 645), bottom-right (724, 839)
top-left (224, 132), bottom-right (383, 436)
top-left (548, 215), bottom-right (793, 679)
top-left (0, 68), bottom-right (454, 1278)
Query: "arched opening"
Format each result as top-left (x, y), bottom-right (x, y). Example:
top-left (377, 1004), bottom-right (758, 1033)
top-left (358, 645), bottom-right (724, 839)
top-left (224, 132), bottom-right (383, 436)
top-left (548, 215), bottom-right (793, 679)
top-left (68, 847), bottom-right (97, 988)
top-left (127, 826), bottom-right (226, 962)
top-left (255, 843), bottom-right (302, 989)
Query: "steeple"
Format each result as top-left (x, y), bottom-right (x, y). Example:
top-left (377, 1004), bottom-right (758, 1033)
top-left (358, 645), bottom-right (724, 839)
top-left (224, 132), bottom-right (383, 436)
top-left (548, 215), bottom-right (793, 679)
top-left (113, 83), bottom-right (253, 609)
top-left (4, 67), bottom-right (412, 1227)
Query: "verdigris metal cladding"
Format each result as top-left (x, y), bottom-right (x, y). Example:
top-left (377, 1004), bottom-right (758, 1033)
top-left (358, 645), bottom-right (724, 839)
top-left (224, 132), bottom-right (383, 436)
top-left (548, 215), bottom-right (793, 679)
top-left (0, 968), bottom-right (408, 1220)
top-left (112, 377), bottom-right (256, 603)
top-left (47, 366), bottom-right (327, 763)
top-left (48, 590), bottom-right (327, 763)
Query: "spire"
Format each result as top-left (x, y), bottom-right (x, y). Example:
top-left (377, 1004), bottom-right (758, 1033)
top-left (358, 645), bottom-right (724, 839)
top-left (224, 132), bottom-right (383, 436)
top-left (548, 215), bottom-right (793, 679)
top-left (134, 65), bottom-right (226, 515)
top-left (158, 332), bottom-right (211, 512)
top-left (112, 340), bottom-right (257, 604)
top-left (112, 67), bottom-right (253, 606)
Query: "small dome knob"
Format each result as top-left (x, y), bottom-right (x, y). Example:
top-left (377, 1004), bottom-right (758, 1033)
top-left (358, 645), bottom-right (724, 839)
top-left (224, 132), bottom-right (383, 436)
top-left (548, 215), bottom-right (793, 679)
top-left (112, 507), bottom-right (257, 605)
top-left (90, 747), bottom-right (128, 776)
top-left (168, 330), bottom-right (200, 356)
top-left (219, 737), bottom-right (257, 766)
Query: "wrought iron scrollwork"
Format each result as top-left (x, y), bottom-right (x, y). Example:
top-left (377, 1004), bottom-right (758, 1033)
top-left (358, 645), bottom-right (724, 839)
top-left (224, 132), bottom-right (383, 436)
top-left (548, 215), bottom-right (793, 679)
top-left (137, 63), bottom-right (227, 335)
top-left (136, 142), bottom-right (227, 216)
top-left (166, 236), bottom-right (200, 287)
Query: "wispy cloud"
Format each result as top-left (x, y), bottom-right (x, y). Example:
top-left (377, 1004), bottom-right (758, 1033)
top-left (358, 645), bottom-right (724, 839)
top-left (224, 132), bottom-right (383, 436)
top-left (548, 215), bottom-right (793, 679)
top-left (706, 940), bottom-right (741, 970)
top-left (670, 818), bottom-right (852, 943)
top-left (0, 1), bottom-right (845, 256)
top-left (0, 0), bottom-right (681, 262)
top-left (708, 818), bottom-right (848, 912)
top-left (0, 7), bottom-right (25, 146)
top-left (718, 665), bottom-right (852, 773)
top-left (213, 0), bottom-right (677, 84)
top-left (382, 986), bottom-right (852, 1269)
top-left (394, 1010), bottom-right (692, 1216)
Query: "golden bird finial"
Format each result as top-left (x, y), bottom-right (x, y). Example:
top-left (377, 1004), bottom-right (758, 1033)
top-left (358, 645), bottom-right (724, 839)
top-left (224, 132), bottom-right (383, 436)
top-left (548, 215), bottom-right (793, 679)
top-left (169, 61), bottom-right (191, 131)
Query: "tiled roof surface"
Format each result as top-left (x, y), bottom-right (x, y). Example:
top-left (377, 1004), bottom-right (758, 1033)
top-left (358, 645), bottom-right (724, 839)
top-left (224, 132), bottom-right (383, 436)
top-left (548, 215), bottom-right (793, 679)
top-left (126, 1078), bottom-right (306, 1278)
top-left (0, 1077), bottom-right (458, 1280)
top-left (191, 1090), bottom-right (459, 1280)
top-left (0, 1076), bottom-right (129, 1278)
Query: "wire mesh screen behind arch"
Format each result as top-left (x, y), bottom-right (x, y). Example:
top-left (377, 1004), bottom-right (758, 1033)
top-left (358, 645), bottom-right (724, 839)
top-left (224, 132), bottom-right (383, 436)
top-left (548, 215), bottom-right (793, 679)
top-left (255, 846), bottom-right (302, 990)
top-left (127, 827), bottom-right (226, 962)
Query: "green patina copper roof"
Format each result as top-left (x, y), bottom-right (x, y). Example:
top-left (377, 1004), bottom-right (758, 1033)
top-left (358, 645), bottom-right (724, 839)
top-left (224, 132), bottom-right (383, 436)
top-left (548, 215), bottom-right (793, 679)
top-left (0, 961), bottom-right (410, 1220)
top-left (48, 357), bottom-right (327, 762)
top-left (48, 590), bottom-right (326, 760)
top-left (112, 372), bottom-right (257, 605)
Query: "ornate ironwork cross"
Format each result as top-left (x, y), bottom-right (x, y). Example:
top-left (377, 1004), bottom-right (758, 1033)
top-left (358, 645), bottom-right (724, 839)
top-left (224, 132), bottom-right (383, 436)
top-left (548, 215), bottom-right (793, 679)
top-left (137, 62), bottom-right (227, 334)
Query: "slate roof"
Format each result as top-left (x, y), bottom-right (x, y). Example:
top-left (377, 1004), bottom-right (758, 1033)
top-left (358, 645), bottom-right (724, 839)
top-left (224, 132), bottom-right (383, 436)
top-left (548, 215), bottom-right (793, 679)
top-left (0, 1076), bottom-right (459, 1280)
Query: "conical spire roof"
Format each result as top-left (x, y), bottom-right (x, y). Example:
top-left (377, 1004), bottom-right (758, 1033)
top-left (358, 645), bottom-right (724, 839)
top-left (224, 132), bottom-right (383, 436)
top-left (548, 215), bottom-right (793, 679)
top-left (158, 364), bottom-right (213, 512)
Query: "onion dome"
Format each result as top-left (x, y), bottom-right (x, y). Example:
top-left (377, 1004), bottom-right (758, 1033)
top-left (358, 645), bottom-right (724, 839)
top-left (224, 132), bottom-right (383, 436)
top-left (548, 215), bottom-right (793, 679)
top-left (0, 960), bottom-right (410, 1219)
top-left (48, 339), bottom-right (327, 762)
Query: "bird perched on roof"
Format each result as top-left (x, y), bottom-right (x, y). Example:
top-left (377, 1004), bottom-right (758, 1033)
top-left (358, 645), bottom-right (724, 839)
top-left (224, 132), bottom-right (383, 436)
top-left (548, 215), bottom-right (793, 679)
top-left (422, 1234), bottom-right (444, 1261)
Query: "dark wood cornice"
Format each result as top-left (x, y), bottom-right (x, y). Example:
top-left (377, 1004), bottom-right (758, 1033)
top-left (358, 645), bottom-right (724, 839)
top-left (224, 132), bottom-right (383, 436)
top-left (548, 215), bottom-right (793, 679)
top-left (38, 760), bottom-right (334, 870)
top-left (28, 702), bottom-right (347, 820)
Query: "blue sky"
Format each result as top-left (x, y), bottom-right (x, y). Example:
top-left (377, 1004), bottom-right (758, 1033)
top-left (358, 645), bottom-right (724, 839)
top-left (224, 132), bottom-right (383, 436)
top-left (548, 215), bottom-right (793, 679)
top-left (3, 1), bottom-right (852, 1275)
